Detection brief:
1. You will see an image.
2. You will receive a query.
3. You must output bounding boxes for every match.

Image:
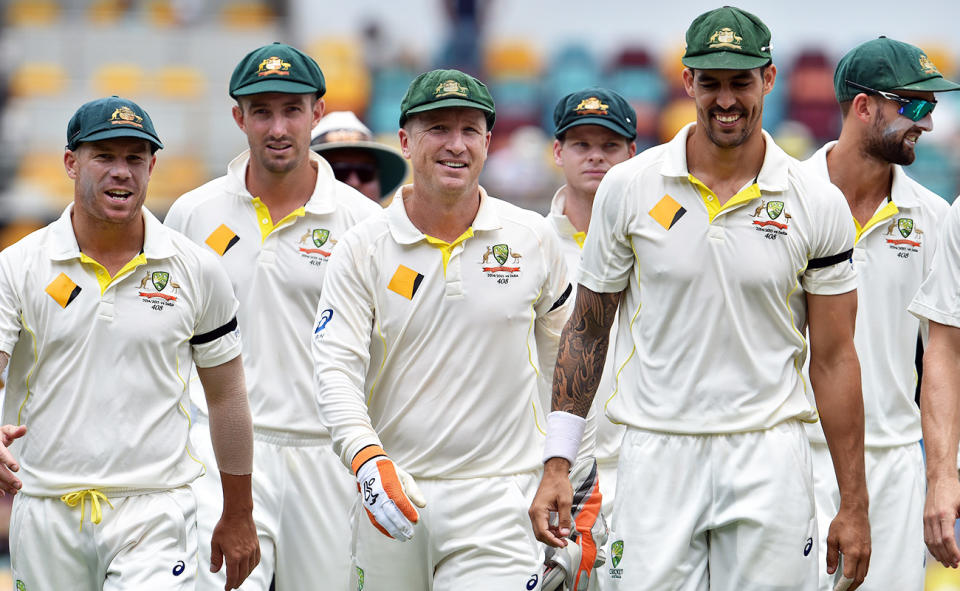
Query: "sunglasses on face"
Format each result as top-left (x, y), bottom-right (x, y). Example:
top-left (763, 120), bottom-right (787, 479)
top-left (330, 161), bottom-right (378, 184)
top-left (845, 80), bottom-right (937, 122)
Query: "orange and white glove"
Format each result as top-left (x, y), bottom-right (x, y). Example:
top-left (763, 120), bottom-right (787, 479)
top-left (352, 445), bottom-right (426, 541)
top-left (542, 457), bottom-right (607, 591)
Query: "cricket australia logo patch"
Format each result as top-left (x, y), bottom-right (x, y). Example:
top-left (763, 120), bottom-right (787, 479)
top-left (609, 539), bottom-right (624, 579)
top-left (138, 270), bottom-right (179, 309)
top-left (884, 217), bottom-right (922, 257)
top-left (751, 199), bottom-right (791, 240)
top-left (297, 228), bottom-right (337, 265)
top-left (480, 243), bottom-right (521, 284)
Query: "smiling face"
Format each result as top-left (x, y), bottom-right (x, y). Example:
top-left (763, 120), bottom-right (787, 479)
top-left (64, 137), bottom-right (155, 229)
top-left (233, 92), bottom-right (323, 176)
top-left (683, 65), bottom-right (775, 149)
top-left (864, 89), bottom-right (935, 165)
top-left (554, 125), bottom-right (635, 199)
top-left (399, 107), bottom-right (491, 202)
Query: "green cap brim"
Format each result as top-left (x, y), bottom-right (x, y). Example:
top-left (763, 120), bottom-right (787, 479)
top-left (404, 98), bottom-right (495, 120)
top-left (75, 128), bottom-right (163, 151)
top-left (898, 77), bottom-right (960, 93)
top-left (682, 52), bottom-right (770, 70)
top-left (555, 117), bottom-right (636, 141)
top-left (233, 79), bottom-right (321, 97)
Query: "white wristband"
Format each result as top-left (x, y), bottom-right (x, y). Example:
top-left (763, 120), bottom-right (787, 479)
top-left (543, 411), bottom-right (587, 465)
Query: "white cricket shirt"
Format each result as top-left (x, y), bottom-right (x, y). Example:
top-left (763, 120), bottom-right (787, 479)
top-left (910, 197), bottom-right (960, 328)
top-left (0, 206), bottom-right (240, 496)
top-left (546, 187), bottom-right (625, 462)
top-left (313, 186), bottom-right (571, 479)
top-left (579, 124), bottom-right (857, 434)
top-left (802, 141), bottom-right (947, 447)
top-left (164, 150), bottom-right (379, 438)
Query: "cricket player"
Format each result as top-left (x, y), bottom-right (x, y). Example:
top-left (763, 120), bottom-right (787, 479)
top-left (164, 43), bottom-right (379, 590)
top-left (312, 68), bottom-right (572, 589)
top-left (801, 37), bottom-right (958, 591)
top-left (530, 7), bottom-right (871, 590)
top-left (911, 198), bottom-right (960, 571)
top-left (310, 110), bottom-right (408, 203)
top-left (0, 96), bottom-right (258, 590)
top-left (545, 87), bottom-right (636, 590)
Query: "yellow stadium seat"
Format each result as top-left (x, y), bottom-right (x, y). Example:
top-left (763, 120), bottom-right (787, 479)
top-left (145, 0), bottom-right (175, 27)
top-left (220, 2), bottom-right (275, 28)
top-left (148, 156), bottom-right (208, 207)
top-left (92, 63), bottom-right (146, 97)
top-left (319, 67), bottom-right (371, 114)
top-left (154, 66), bottom-right (205, 99)
top-left (6, 0), bottom-right (59, 26)
top-left (484, 41), bottom-right (541, 77)
top-left (87, 0), bottom-right (129, 25)
top-left (308, 38), bottom-right (363, 66)
top-left (9, 62), bottom-right (68, 97)
top-left (16, 151), bottom-right (75, 206)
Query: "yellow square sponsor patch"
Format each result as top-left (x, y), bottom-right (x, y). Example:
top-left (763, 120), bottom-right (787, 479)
top-left (649, 194), bottom-right (687, 230)
top-left (387, 265), bottom-right (424, 300)
top-left (46, 273), bottom-right (81, 308)
top-left (205, 224), bottom-right (239, 256)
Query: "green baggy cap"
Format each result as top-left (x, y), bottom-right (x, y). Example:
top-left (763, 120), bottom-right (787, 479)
top-left (66, 96), bottom-right (163, 152)
top-left (553, 87), bottom-right (637, 140)
top-left (399, 69), bottom-right (495, 129)
top-left (230, 42), bottom-right (326, 99)
top-left (682, 6), bottom-right (772, 70)
top-left (835, 36), bottom-right (960, 102)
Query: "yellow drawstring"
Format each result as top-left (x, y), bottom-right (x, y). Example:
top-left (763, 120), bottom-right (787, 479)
top-left (60, 489), bottom-right (115, 531)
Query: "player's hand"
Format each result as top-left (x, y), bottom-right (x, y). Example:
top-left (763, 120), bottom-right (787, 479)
top-left (529, 457), bottom-right (573, 548)
top-left (924, 474), bottom-right (960, 567)
top-left (0, 424), bottom-right (26, 495)
top-left (210, 474), bottom-right (260, 590)
top-left (540, 457), bottom-right (606, 591)
top-left (825, 501), bottom-right (870, 590)
top-left (355, 452), bottom-right (425, 541)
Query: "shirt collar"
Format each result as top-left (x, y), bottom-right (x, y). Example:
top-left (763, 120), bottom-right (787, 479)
top-left (548, 185), bottom-right (579, 239)
top-left (660, 122), bottom-right (791, 191)
top-left (813, 140), bottom-right (921, 209)
top-left (385, 184), bottom-right (501, 245)
top-left (47, 204), bottom-right (176, 261)
top-left (225, 149), bottom-right (340, 215)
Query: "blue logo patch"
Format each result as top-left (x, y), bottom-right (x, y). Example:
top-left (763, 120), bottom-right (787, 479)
top-left (803, 538), bottom-right (813, 556)
top-left (172, 560), bottom-right (185, 576)
top-left (526, 573), bottom-right (539, 589)
top-left (314, 309), bottom-right (335, 333)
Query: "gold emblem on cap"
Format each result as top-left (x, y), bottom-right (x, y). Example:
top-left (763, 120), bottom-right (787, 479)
top-left (435, 80), bottom-right (468, 98)
top-left (574, 97), bottom-right (609, 116)
top-left (110, 106), bottom-right (144, 129)
top-left (708, 27), bottom-right (743, 50)
top-left (257, 56), bottom-right (292, 77)
top-left (918, 54), bottom-right (940, 75)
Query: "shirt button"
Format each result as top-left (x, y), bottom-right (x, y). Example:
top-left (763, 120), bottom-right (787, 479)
top-left (706, 196), bottom-right (713, 201)
top-left (261, 219), bottom-right (268, 225)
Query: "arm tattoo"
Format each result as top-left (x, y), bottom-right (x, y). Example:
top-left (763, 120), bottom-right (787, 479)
top-left (552, 287), bottom-right (621, 417)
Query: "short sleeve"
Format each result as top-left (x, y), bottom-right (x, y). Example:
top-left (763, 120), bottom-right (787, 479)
top-left (910, 198), bottom-right (960, 327)
top-left (577, 165), bottom-right (635, 294)
top-left (190, 248), bottom-right (241, 368)
top-left (801, 180), bottom-right (857, 295)
top-left (0, 247), bottom-right (23, 355)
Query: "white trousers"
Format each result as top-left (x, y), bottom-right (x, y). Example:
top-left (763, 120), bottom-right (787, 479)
top-left (605, 421), bottom-right (819, 590)
top-left (11, 486), bottom-right (197, 591)
top-left (190, 421), bottom-right (356, 590)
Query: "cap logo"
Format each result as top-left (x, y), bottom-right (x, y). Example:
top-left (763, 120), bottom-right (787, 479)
top-left (435, 80), bottom-right (468, 98)
top-left (110, 106), bottom-right (144, 129)
top-left (574, 97), bottom-right (609, 116)
top-left (918, 54), bottom-right (940, 75)
top-left (257, 56), bottom-right (291, 77)
top-left (708, 27), bottom-right (743, 51)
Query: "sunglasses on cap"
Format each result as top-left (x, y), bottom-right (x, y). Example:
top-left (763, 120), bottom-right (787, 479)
top-left (845, 80), bottom-right (937, 122)
top-left (330, 161), bottom-right (377, 184)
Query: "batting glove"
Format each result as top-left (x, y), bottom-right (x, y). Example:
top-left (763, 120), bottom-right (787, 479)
top-left (541, 457), bottom-right (607, 591)
top-left (352, 445), bottom-right (426, 541)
